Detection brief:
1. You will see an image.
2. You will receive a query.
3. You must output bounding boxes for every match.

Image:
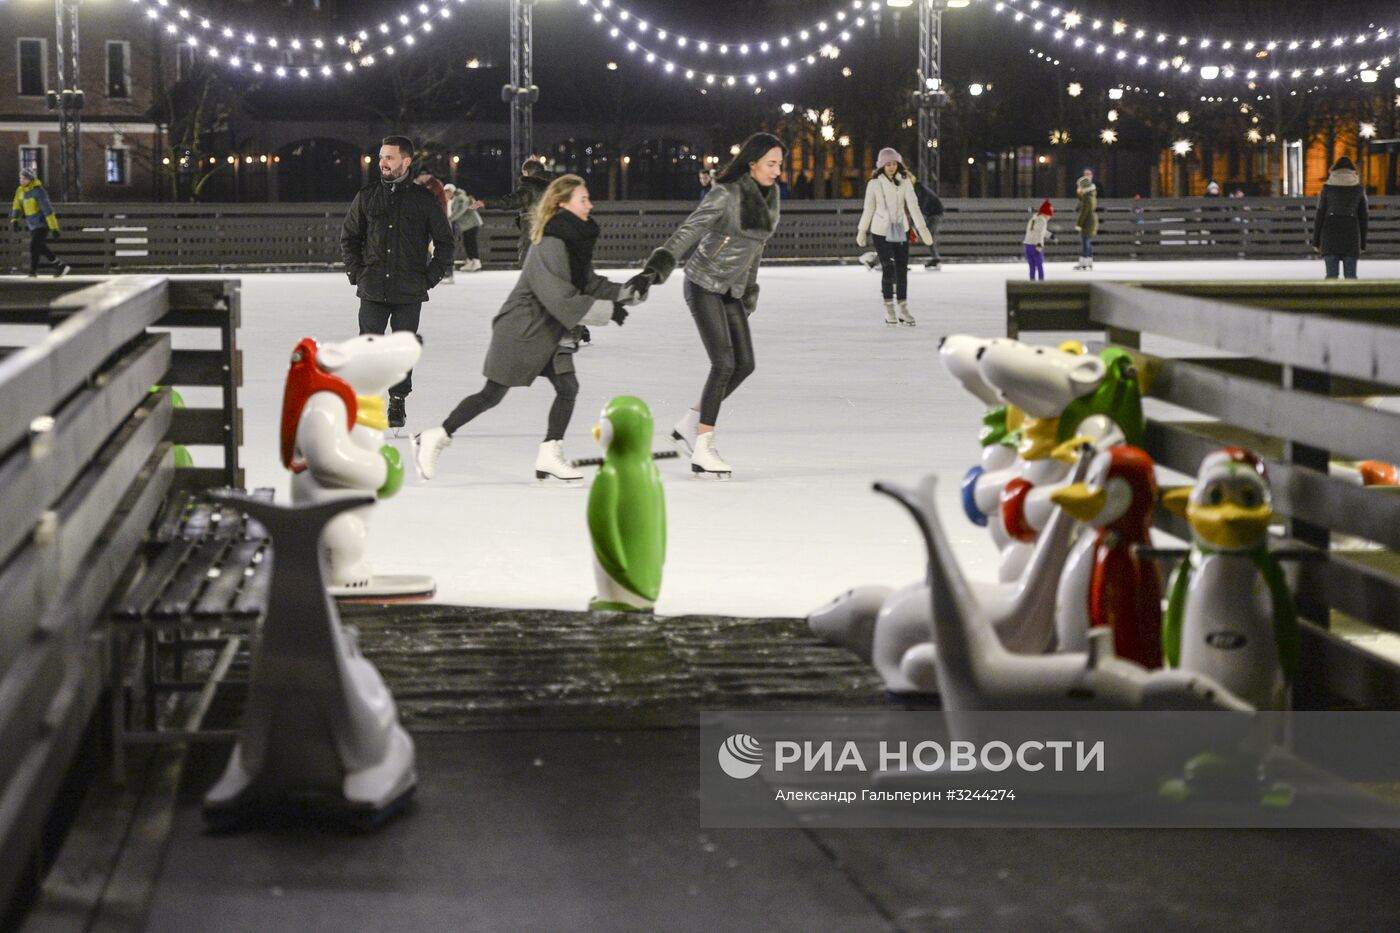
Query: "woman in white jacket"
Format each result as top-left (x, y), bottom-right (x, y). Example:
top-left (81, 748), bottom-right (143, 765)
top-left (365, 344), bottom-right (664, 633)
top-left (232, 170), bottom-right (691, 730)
top-left (856, 148), bottom-right (934, 326)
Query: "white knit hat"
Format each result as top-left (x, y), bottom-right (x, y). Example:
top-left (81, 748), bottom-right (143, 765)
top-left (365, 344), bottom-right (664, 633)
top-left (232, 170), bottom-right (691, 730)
top-left (876, 147), bottom-right (904, 170)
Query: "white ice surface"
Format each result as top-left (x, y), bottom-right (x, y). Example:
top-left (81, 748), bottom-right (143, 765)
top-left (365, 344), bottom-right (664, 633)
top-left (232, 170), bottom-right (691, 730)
top-left (196, 258), bottom-right (1400, 619)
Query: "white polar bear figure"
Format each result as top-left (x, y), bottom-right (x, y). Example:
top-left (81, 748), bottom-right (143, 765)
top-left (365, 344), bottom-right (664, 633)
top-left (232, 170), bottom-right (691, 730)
top-left (280, 334), bottom-right (420, 591)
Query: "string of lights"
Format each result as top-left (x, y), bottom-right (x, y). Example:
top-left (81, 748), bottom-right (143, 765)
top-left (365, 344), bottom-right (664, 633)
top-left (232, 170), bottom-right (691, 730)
top-left (987, 0), bottom-right (1395, 61)
top-left (126, 0), bottom-right (474, 77)
top-left (571, 0), bottom-right (873, 94)
top-left (577, 0), bottom-right (875, 57)
top-left (985, 0), bottom-right (1399, 86)
top-left (122, 0), bottom-right (467, 65)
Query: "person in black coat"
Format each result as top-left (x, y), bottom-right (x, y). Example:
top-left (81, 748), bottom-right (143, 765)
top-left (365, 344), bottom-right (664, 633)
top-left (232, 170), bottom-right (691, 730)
top-left (1311, 156), bottom-right (1368, 279)
top-left (341, 135), bottom-right (456, 427)
top-left (916, 180), bottom-right (945, 268)
top-left (483, 160), bottom-right (553, 264)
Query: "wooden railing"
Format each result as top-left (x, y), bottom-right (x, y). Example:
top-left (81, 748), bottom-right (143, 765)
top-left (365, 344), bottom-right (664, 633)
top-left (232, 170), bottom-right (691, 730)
top-left (3, 197), bottom-right (1396, 273)
top-left (1005, 279), bottom-right (1400, 709)
top-left (0, 277), bottom-right (241, 915)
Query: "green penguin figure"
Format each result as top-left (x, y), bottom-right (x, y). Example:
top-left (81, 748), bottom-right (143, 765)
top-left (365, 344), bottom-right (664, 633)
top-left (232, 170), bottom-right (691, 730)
top-left (588, 396), bottom-right (666, 612)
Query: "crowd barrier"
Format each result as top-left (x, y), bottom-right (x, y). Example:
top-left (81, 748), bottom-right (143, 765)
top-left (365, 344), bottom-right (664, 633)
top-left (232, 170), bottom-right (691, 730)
top-left (2, 197), bottom-right (1396, 273)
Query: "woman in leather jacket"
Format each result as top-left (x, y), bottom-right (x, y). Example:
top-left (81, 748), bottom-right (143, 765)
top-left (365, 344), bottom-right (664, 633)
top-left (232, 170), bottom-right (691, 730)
top-left (628, 132), bottom-right (788, 480)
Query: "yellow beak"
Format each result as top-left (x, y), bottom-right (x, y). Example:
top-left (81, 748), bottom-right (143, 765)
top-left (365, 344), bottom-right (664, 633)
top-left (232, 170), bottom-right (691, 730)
top-left (1004, 405), bottom-right (1026, 432)
top-left (1050, 435), bottom-right (1096, 463)
top-left (592, 423), bottom-right (602, 442)
top-left (1050, 482), bottom-right (1108, 522)
top-left (1058, 339), bottom-right (1088, 356)
top-left (1185, 502), bottom-right (1272, 550)
top-left (1160, 486), bottom-right (1191, 517)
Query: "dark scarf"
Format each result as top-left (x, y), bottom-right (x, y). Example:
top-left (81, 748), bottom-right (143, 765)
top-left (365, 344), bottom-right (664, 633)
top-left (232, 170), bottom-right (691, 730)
top-left (736, 174), bottom-right (780, 233)
top-left (543, 210), bottom-right (600, 290)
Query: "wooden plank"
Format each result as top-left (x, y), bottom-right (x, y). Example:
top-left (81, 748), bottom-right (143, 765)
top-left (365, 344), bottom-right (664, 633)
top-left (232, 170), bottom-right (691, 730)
top-left (1298, 622), bottom-right (1400, 709)
top-left (1130, 352), bottom-right (1400, 464)
top-left (0, 334), bottom-right (170, 569)
top-left (1092, 283), bottom-right (1400, 386)
top-left (0, 278), bottom-right (169, 454)
top-left (0, 394), bottom-right (170, 683)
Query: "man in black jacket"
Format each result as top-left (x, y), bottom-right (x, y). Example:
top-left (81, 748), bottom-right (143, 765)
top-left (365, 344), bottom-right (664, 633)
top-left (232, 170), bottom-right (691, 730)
top-left (342, 135), bottom-right (456, 428)
top-left (482, 159), bottom-right (552, 264)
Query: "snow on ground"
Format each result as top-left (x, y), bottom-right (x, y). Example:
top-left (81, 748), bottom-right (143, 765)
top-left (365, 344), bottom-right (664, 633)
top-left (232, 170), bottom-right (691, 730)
top-left (170, 258), bottom-right (1400, 620)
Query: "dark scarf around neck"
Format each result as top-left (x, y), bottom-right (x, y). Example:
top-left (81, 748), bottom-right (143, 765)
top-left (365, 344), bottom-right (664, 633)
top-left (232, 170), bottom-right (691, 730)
top-left (736, 174), bottom-right (780, 233)
top-left (543, 210), bottom-right (600, 290)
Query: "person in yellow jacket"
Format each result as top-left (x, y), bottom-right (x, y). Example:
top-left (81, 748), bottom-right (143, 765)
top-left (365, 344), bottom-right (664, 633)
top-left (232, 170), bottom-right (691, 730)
top-left (11, 169), bottom-right (69, 277)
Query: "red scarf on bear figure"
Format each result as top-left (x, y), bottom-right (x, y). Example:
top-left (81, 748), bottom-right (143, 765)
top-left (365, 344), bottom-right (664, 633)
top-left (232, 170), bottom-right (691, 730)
top-left (279, 337), bottom-right (358, 474)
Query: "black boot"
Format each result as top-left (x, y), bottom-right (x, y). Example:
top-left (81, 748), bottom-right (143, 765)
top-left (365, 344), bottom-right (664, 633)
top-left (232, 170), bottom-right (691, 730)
top-left (388, 394), bottom-right (407, 430)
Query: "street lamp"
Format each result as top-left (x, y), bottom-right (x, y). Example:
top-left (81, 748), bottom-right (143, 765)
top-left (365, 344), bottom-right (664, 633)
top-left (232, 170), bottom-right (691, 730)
top-left (502, 0), bottom-right (543, 176)
top-left (47, 0), bottom-right (85, 200)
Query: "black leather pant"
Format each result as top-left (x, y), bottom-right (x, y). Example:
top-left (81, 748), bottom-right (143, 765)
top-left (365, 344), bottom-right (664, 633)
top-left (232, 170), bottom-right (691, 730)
top-left (685, 278), bottom-right (755, 426)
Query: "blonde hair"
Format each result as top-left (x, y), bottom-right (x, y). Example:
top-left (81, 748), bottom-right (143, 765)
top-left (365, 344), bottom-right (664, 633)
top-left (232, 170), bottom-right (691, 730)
top-left (530, 174), bottom-right (587, 243)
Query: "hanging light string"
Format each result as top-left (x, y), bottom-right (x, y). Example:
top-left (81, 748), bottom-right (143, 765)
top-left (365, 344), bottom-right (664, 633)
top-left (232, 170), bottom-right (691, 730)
top-left (572, 0), bottom-right (872, 93)
top-left (1024, 46), bottom-right (1276, 102)
top-left (128, 0), bottom-right (474, 77)
top-left (985, 1), bottom-right (1398, 85)
top-left (124, 0), bottom-right (469, 64)
top-left (577, 0), bottom-right (875, 57)
top-left (988, 0), bottom-right (1395, 60)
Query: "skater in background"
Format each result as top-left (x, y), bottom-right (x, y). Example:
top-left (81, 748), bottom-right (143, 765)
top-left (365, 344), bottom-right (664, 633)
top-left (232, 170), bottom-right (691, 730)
top-left (341, 135), bottom-right (455, 431)
top-left (1024, 199), bottom-right (1053, 281)
top-left (483, 159), bottom-right (552, 264)
top-left (445, 183), bottom-right (483, 271)
top-left (626, 132), bottom-right (788, 480)
top-left (698, 168), bottom-right (714, 201)
top-left (412, 175), bottom-right (642, 485)
top-left (415, 167), bottom-right (452, 281)
top-left (1312, 156), bottom-right (1367, 279)
top-left (916, 179), bottom-right (944, 269)
top-left (10, 169), bottom-right (69, 277)
top-left (1074, 168), bottom-right (1098, 271)
top-left (855, 148), bottom-right (933, 326)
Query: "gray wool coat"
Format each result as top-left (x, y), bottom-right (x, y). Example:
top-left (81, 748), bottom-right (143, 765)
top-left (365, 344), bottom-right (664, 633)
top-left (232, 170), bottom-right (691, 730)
top-left (482, 236), bottom-right (623, 386)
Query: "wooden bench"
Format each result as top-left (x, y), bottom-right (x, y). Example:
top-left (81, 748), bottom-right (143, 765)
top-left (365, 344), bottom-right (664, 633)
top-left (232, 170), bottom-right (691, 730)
top-left (1003, 279), bottom-right (1400, 709)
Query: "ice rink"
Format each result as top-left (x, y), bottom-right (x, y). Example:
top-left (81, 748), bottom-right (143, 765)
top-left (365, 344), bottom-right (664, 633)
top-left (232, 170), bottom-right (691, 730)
top-left (199, 258), bottom-right (1400, 621)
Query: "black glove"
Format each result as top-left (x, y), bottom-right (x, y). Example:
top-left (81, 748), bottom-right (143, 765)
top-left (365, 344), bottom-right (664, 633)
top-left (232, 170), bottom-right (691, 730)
top-left (50, 228), bottom-right (61, 240)
top-left (624, 271), bottom-right (655, 301)
top-left (611, 303), bottom-right (629, 326)
top-left (741, 283), bottom-right (760, 316)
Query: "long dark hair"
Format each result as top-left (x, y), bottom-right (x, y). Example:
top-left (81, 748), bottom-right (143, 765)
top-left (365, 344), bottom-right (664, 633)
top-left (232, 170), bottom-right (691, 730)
top-left (715, 132), bottom-right (789, 184)
top-left (871, 161), bottom-right (911, 181)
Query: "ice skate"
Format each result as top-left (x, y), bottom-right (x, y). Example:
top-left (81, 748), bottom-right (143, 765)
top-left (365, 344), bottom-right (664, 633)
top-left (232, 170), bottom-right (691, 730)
top-left (52, 260), bottom-right (70, 278)
top-left (897, 300), bottom-right (916, 326)
top-left (388, 394), bottom-right (407, 436)
top-left (691, 431), bottom-right (732, 481)
top-left (671, 408), bottom-right (700, 456)
top-left (535, 440), bottom-right (584, 486)
top-left (883, 300), bottom-right (899, 327)
top-left (412, 426), bottom-right (450, 481)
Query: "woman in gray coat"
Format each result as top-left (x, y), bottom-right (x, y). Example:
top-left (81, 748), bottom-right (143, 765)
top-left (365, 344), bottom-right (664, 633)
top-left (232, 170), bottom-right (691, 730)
top-left (629, 132), bottom-right (787, 480)
top-left (413, 175), bottom-right (641, 484)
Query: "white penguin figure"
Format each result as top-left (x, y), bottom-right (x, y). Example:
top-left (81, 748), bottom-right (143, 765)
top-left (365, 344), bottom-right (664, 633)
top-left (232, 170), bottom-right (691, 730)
top-left (1162, 448), bottom-right (1298, 711)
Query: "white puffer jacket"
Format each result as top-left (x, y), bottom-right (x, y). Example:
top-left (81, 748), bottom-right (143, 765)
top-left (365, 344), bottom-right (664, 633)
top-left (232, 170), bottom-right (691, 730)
top-left (856, 174), bottom-right (934, 247)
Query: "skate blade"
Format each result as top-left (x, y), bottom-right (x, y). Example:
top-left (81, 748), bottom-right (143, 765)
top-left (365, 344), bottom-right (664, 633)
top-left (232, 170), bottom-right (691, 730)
top-left (690, 465), bottom-right (732, 482)
top-left (534, 471), bottom-right (584, 487)
top-left (671, 430), bottom-right (694, 457)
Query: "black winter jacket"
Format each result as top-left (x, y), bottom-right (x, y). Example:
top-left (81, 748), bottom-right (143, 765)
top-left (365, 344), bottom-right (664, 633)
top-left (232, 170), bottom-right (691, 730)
top-left (341, 177), bottom-right (456, 303)
top-left (486, 174), bottom-right (552, 231)
top-left (1312, 170), bottom-right (1368, 258)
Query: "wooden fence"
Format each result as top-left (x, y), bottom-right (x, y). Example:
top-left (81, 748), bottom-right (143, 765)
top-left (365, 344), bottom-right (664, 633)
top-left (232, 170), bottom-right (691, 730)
top-left (3, 197), bottom-right (1397, 273)
top-left (0, 277), bottom-right (241, 916)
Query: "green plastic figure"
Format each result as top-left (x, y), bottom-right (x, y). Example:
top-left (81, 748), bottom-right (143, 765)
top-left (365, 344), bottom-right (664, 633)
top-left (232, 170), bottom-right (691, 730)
top-left (587, 396), bottom-right (666, 612)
